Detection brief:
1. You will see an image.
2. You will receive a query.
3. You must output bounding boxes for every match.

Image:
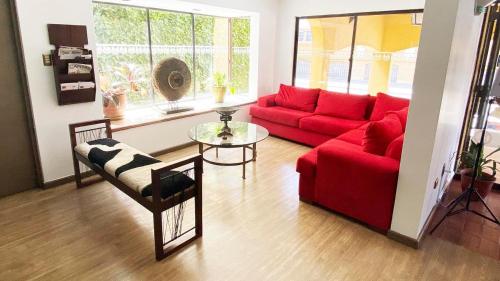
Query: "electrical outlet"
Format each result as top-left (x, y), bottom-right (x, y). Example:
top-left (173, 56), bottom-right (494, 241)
top-left (42, 54), bottom-right (52, 66)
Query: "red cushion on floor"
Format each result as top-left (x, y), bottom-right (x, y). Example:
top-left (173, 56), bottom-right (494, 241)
top-left (275, 84), bottom-right (320, 113)
top-left (370, 93), bottom-right (410, 121)
top-left (299, 115), bottom-right (367, 137)
top-left (337, 128), bottom-right (366, 146)
top-left (385, 134), bottom-right (405, 161)
top-left (315, 90), bottom-right (371, 120)
top-left (386, 107), bottom-right (409, 131)
top-left (249, 105), bottom-right (313, 127)
top-left (296, 147), bottom-right (320, 177)
top-left (363, 114), bottom-right (403, 155)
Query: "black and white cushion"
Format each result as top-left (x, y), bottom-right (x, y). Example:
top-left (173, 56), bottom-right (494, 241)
top-left (74, 138), bottom-right (194, 199)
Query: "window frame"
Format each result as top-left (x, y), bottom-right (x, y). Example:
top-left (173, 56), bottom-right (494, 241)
top-left (291, 9), bottom-right (424, 93)
top-left (93, 1), bottom-right (251, 110)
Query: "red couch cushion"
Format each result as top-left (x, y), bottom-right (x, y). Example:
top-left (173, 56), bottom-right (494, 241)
top-left (337, 128), bottom-right (366, 146)
top-left (385, 134), bottom-right (405, 161)
top-left (250, 105), bottom-right (313, 127)
top-left (362, 114), bottom-right (403, 155)
top-left (257, 94), bottom-right (277, 107)
top-left (275, 84), bottom-right (320, 113)
top-left (365, 96), bottom-right (377, 119)
top-left (299, 115), bottom-right (367, 137)
top-left (315, 90), bottom-right (371, 120)
top-left (370, 93), bottom-right (410, 121)
top-left (386, 107), bottom-right (409, 131)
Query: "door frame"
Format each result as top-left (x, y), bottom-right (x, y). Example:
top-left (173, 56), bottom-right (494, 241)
top-left (457, 4), bottom-right (500, 170)
top-left (8, 0), bottom-right (43, 187)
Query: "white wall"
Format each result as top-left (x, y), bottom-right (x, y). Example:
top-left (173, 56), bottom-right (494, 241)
top-left (113, 106), bottom-right (250, 152)
top-left (273, 0), bottom-right (426, 88)
top-left (15, 0), bottom-right (278, 183)
top-left (391, 0), bottom-right (483, 239)
top-left (15, 0), bottom-right (102, 183)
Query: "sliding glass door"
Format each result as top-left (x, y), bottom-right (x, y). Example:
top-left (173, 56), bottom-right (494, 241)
top-left (293, 10), bottom-right (423, 98)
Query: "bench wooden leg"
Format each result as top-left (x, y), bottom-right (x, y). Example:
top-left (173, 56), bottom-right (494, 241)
top-left (72, 153), bottom-right (83, 189)
top-left (153, 211), bottom-right (166, 261)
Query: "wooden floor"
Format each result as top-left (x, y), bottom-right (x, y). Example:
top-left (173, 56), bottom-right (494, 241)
top-left (1, 137), bottom-right (499, 280)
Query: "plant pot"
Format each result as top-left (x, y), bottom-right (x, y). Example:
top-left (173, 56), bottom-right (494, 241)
top-left (212, 86), bottom-right (227, 103)
top-left (103, 93), bottom-right (127, 120)
top-left (459, 168), bottom-right (496, 201)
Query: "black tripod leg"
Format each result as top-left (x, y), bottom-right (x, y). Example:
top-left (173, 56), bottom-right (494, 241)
top-left (472, 188), bottom-right (500, 224)
top-left (430, 188), bottom-right (470, 234)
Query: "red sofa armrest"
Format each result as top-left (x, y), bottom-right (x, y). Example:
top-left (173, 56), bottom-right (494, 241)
top-left (315, 142), bottom-right (400, 230)
top-left (257, 93), bottom-right (277, 107)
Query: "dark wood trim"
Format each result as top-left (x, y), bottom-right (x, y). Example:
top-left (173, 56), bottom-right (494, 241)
top-left (43, 170), bottom-right (97, 189)
top-left (387, 189), bottom-right (441, 249)
top-left (346, 16), bottom-right (358, 93)
top-left (387, 230), bottom-right (419, 249)
top-left (297, 9), bottom-right (424, 20)
top-left (291, 17), bottom-right (300, 86)
top-left (149, 141), bottom-right (196, 157)
top-left (111, 100), bottom-right (256, 132)
top-left (8, 0), bottom-right (44, 187)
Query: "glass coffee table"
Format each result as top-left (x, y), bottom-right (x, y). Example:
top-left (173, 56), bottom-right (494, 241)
top-left (188, 121), bottom-right (269, 179)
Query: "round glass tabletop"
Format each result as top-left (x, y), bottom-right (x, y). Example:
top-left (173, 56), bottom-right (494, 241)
top-left (188, 121), bottom-right (269, 147)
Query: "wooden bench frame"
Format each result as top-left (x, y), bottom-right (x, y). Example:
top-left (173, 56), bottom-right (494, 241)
top-left (69, 119), bottom-right (203, 261)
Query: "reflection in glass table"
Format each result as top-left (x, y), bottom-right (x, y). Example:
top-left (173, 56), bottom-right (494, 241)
top-left (188, 121), bottom-right (269, 179)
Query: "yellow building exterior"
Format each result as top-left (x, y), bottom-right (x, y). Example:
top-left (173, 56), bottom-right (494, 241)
top-left (300, 13), bottom-right (422, 95)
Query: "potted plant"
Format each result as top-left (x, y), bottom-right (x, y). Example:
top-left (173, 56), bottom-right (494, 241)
top-left (458, 142), bottom-right (499, 200)
top-left (100, 64), bottom-right (145, 120)
top-left (102, 87), bottom-right (127, 120)
top-left (212, 72), bottom-right (227, 103)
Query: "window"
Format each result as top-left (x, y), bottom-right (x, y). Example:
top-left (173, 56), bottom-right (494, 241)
top-left (293, 11), bottom-right (423, 99)
top-left (93, 3), bottom-right (251, 110)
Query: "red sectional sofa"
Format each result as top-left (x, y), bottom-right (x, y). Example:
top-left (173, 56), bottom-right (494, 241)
top-left (250, 84), bottom-right (410, 232)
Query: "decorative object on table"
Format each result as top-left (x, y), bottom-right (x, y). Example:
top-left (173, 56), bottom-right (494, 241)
top-left (215, 106), bottom-right (239, 139)
top-left (188, 121), bottom-right (269, 179)
top-left (152, 57), bottom-right (193, 114)
top-left (212, 72), bottom-right (227, 103)
top-left (430, 68), bottom-right (500, 233)
top-left (47, 24), bottom-right (96, 105)
top-left (458, 139), bottom-right (499, 200)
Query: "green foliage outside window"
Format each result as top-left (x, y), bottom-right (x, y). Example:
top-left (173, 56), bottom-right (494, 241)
top-left (93, 3), bottom-right (251, 108)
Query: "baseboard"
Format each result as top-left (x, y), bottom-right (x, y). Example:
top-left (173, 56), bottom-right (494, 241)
top-left (388, 198), bottom-right (440, 249)
top-left (387, 230), bottom-right (420, 249)
top-left (43, 170), bottom-right (95, 189)
top-left (149, 141), bottom-right (196, 157)
top-left (43, 142), bottom-right (196, 189)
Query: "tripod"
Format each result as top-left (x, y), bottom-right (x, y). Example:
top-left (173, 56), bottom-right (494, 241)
top-left (430, 97), bottom-right (500, 234)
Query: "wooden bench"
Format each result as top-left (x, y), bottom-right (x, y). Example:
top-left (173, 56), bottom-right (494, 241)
top-left (69, 119), bottom-right (202, 261)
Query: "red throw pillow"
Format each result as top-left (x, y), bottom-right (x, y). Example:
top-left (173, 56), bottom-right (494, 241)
top-left (315, 90), bottom-right (371, 120)
top-left (275, 84), bottom-right (320, 112)
top-left (370, 93), bottom-right (410, 121)
top-left (385, 135), bottom-right (405, 161)
top-left (363, 114), bottom-right (403, 155)
top-left (385, 107), bottom-right (409, 131)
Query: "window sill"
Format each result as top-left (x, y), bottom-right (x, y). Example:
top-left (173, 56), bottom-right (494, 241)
top-left (110, 97), bottom-right (256, 132)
